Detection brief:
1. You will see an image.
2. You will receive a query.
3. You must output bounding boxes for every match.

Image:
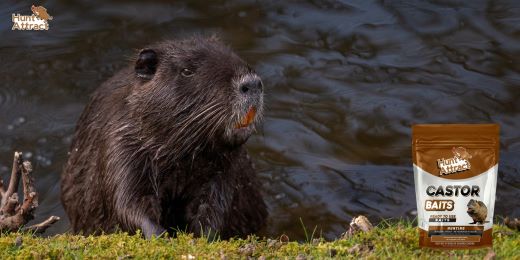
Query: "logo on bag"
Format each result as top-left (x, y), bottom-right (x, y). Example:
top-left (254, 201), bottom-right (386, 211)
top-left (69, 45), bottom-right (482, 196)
top-left (437, 147), bottom-right (472, 176)
top-left (12, 5), bottom-right (53, 31)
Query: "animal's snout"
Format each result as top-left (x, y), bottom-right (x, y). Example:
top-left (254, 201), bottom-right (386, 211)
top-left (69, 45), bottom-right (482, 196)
top-left (239, 78), bottom-right (263, 95)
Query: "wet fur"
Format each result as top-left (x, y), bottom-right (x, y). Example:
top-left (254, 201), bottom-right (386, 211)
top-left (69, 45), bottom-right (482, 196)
top-left (61, 37), bottom-right (267, 238)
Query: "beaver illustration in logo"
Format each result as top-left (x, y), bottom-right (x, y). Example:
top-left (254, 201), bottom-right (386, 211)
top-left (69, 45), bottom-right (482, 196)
top-left (452, 146), bottom-right (472, 160)
top-left (31, 5), bottom-right (53, 21)
top-left (467, 199), bottom-right (489, 224)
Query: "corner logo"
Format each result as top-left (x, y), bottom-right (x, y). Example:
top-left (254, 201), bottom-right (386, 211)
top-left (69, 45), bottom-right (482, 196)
top-left (437, 147), bottom-right (472, 176)
top-left (12, 5), bottom-right (53, 31)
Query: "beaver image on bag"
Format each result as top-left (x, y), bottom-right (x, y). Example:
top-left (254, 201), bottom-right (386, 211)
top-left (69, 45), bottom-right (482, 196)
top-left (31, 5), bottom-right (53, 21)
top-left (60, 37), bottom-right (267, 239)
top-left (467, 199), bottom-right (489, 224)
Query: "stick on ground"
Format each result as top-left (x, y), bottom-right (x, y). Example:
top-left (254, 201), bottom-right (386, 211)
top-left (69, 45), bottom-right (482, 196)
top-left (0, 152), bottom-right (60, 234)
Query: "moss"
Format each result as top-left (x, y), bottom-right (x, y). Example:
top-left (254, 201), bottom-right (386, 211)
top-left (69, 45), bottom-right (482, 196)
top-left (0, 222), bottom-right (518, 259)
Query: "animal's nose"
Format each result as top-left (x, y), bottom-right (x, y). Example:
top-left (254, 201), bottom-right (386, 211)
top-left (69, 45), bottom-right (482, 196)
top-left (240, 79), bottom-right (263, 94)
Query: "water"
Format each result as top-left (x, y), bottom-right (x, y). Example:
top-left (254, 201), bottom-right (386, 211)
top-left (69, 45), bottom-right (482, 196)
top-left (0, 0), bottom-right (519, 240)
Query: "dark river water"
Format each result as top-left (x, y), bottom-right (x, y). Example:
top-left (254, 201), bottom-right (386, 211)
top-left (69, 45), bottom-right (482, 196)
top-left (0, 1), bottom-right (519, 240)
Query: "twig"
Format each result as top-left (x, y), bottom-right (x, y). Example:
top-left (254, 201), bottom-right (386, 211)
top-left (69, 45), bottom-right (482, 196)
top-left (1, 152), bottom-right (22, 207)
top-left (2, 193), bottom-right (19, 216)
top-left (0, 179), bottom-right (5, 202)
top-left (21, 160), bottom-right (38, 208)
top-left (0, 151), bottom-right (59, 234)
top-left (22, 216), bottom-right (61, 234)
top-left (341, 215), bottom-right (374, 239)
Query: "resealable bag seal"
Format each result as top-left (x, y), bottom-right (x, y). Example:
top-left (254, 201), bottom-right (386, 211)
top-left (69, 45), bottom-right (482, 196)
top-left (412, 124), bottom-right (499, 249)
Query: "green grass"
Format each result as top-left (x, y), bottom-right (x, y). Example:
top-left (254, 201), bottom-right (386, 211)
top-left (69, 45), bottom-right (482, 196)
top-left (0, 221), bottom-right (518, 259)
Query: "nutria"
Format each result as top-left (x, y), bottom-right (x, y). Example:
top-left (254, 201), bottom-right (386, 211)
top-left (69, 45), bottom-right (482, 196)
top-left (467, 199), bottom-right (488, 224)
top-left (452, 147), bottom-right (472, 160)
top-left (60, 37), bottom-right (267, 239)
top-left (31, 5), bottom-right (53, 21)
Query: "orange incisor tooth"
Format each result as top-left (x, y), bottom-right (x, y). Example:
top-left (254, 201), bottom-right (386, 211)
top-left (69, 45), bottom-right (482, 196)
top-left (236, 107), bottom-right (256, 128)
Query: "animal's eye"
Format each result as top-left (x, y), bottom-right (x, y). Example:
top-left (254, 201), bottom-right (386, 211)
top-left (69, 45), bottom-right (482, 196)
top-left (181, 68), bottom-right (194, 77)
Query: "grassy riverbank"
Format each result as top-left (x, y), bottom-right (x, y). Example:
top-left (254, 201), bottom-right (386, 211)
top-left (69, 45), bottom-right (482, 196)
top-left (0, 221), bottom-right (518, 259)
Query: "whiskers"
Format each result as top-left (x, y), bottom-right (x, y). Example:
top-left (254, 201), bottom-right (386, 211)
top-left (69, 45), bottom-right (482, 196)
top-left (153, 99), bottom-right (229, 163)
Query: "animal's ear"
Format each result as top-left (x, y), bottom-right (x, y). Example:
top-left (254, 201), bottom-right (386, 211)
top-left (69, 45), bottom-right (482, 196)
top-left (135, 49), bottom-right (158, 80)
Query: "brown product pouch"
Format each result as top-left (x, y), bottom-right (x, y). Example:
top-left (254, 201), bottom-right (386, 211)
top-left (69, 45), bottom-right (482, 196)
top-left (412, 124), bottom-right (499, 249)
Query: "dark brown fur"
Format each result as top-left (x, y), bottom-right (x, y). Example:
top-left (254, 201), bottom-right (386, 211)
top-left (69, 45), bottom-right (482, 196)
top-left (61, 37), bottom-right (267, 239)
top-left (467, 199), bottom-right (488, 225)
